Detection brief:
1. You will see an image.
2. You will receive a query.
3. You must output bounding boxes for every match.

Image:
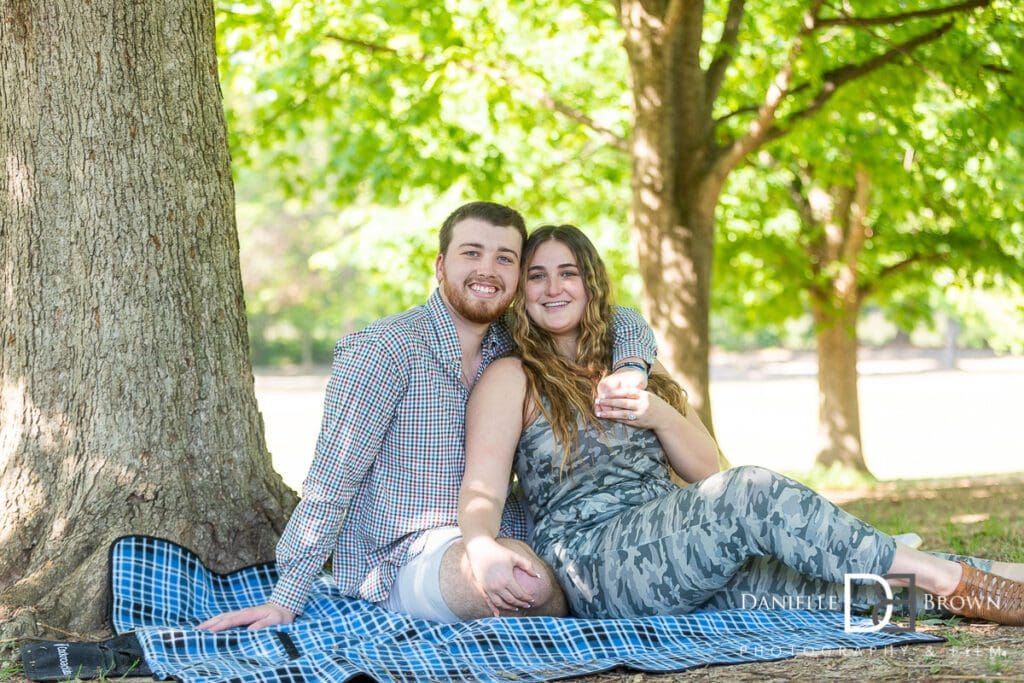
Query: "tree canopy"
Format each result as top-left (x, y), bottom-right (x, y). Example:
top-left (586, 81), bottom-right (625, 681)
top-left (214, 0), bottom-right (1022, 371)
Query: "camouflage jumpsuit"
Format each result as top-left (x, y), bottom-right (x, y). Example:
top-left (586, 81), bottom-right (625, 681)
top-left (513, 411), bottom-right (991, 619)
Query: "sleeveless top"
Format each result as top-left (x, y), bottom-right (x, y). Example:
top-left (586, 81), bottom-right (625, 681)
top-left (512, 407), bottom-right (677, 562)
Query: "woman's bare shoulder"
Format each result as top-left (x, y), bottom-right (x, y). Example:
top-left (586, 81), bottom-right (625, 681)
top-left (483, 356), bottom-right (525, 376)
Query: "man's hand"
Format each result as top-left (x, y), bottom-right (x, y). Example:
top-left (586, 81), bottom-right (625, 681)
top-left (597, 364), bottom-right (648, 400)
top-left (197, 603), bottom-right (295, 631)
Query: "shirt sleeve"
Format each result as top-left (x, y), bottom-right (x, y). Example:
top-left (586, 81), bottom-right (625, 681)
top-left (269, 335), bottom-right (407, 614)
top-left (609, 305), bottom-right (657, 367)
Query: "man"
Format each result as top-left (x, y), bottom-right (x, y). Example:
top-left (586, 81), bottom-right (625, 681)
top-left (200, 201), bottom-right (656, 629)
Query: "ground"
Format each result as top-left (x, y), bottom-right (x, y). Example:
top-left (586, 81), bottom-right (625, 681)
top-left (2, 477), bottom-right (1021, 682)
top-left (1, 349), bottom-right (1022, 681)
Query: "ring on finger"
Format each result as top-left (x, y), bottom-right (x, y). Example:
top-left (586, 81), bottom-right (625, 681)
top-left (628, 412), bottom-right (637, 421)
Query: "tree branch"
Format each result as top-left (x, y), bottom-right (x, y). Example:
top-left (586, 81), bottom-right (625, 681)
top-left (759, 21), bottom-right (955, 146)
top-left (714, 104), bottom-right (761, 125)
top-left (462, 60), bottom-right (629, 152)
top-left (325, 34), bottom-right (404, 57)
top-left (859, 253), bottom-right (944, 298)
top-left (714, 0), bottom-right (988, 131)
top-left (323, 34), bottom-right (629, 153)
top-left (842, 166), bottom-right (871, 267)
top-left (705, 0), bottom-right (746, 111)
top-left (816, 0), bottom-right (989, 29)
top-left (712, 1), bottom-right (825, 176)
top-left (787, 168), bottom-right (830, 279)
top-left (525, 82), bottom-right (630, 152)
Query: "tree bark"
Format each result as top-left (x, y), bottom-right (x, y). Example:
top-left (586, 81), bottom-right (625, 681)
top-left (811, 299), bottom-right (867, 470)
top-left (794, 168), bottom-right (872, 472)
top-left (0, 0), bottom-right (298, 636)
top-left (618, 0), bottom-right (724, 431)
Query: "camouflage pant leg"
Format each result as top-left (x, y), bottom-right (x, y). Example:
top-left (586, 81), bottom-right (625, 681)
top-left (562, 465), bottom-right (898, 618)
top-left (700, 550), bottom-right (993, 614)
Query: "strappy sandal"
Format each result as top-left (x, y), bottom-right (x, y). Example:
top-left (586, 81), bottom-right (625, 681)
top-left (945, 562), bottom-right (1024, 626)
top-left (20, 632), bottom-right (152, 681)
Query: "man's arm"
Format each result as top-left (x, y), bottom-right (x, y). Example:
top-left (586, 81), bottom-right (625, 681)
top-left (609, 305), bottom-right (656, 367)
top-left (199, 336), bottom-right (407, 630)
top-left (601, 305), bottom-right (657, 395)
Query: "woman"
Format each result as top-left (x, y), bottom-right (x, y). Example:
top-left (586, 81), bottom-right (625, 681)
top-left (458, 224), bottom-right (1024, 624)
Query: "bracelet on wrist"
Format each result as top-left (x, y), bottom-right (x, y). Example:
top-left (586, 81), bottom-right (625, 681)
top-left (613, 360), bottom-right (649, 376)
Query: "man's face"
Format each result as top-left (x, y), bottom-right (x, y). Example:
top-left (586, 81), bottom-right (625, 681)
top-left (435, 218), bottom-right (522, 325)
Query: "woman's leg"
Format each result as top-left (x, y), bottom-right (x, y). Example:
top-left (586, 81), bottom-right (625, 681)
top-left (701, 544), bottom-right (994, 614)
top-left (578, 465), bottom-right (1016, 620)
top-left (576, 465), bottom-right (896, 618)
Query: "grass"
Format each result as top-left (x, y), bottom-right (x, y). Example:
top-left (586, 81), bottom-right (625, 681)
top-left (780, 462), bottom-right (880, 492)
top-left (0, 646), bottom-right (21, 682)
top-left (2, 473), bottom-right (1023, 683)
top-left (836, 474), bottom-right (1024, 563)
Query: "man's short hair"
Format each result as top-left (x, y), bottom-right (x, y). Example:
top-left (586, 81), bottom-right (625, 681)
top-left (439, 201), bottom-right (527, 256)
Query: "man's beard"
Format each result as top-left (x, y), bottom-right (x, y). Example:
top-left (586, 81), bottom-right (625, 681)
top-left (440, 275), bottom-right (513, 324)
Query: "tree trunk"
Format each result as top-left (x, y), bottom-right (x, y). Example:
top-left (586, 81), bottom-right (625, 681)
top-left (811, 301), bottom-right (869, 470)
top-left (792, 168), bottom-right (873, 473)
top-left (618, 0), bottom-right (723, 432)
top-left (0, 0), bottom-right (298, 636)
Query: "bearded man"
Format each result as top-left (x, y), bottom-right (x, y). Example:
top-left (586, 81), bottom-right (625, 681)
top-left (200, 202), bottom-right (656, 628)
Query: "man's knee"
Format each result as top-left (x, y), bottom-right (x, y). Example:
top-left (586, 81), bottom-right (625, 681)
top-left (440, 537), bottom-right (568, 620)
top-left (495, 538), bottom-right (568, 617)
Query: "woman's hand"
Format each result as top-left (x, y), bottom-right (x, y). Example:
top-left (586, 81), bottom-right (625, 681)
top-left (594, 388), bottom-right (666, 429)
top-left (464, 537), bottom-right (541, 617)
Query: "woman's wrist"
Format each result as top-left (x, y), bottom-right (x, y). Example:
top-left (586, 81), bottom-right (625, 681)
top-left (464, 534), bottom-right (498, 554)
top-left (649, 394), bottom-right (678, 432)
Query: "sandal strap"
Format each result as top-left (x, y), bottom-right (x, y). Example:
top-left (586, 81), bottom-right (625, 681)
top-left (946, 562), bottom-right (1024, 626)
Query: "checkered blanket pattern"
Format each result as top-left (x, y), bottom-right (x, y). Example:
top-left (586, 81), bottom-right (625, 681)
top-left (109, 535), bottom-right (942, 682)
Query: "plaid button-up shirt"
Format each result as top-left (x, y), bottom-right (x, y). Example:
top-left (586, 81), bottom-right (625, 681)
top-left (269, 289), bottom-right (655, 614)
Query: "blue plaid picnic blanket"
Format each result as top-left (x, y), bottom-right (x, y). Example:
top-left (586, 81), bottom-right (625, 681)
top-left (109, 535), bottom-right (942, 682)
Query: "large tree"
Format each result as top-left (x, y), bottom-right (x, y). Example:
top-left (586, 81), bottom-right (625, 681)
top-left (713, 32), bottom-right (1023, 471)
top-left (214, 0), bottom-right (1007, 431)
top-left (614, 0), bottom-right (1004, 427)
top-left (0, 0), bottom-right (297, 635)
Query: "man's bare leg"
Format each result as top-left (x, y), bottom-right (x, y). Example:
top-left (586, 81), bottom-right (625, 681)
top-left (439, 537), bottom-right (568, 620)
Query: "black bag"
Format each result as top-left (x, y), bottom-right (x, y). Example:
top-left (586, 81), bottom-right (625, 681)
top-left (20, 632), bottom-right (152, 681)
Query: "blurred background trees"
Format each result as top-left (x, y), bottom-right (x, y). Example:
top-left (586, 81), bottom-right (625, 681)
top-left (216, 0), bottom-right (1022, 472)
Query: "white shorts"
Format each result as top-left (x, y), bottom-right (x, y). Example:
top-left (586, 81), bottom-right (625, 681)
top-left (379, 526), bottom-right (462, 623)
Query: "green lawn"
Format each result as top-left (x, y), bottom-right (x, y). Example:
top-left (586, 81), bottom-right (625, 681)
top-left (3, 472), bottom-right (1023, 682)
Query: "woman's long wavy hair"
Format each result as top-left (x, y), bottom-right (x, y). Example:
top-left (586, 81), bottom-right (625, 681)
top-left (511, 225), bottom-right (687, 473)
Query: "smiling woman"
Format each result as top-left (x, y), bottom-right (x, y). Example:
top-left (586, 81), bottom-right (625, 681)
top-left (457, 223), bottom-right (1024, 628)
top-left (524, 239), bottom-right (589, 352)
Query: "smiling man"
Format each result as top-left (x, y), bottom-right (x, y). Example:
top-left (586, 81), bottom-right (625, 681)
top-left (199, 201), bottom-right (657, 629)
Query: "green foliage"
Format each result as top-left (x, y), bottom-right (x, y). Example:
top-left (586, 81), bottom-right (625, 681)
top-left (216, 0), bottom-right (642, 362)
top-left (214, 0), bottom-right (1023, 363)
top-left (713, 2), bottom-right (1023, 350)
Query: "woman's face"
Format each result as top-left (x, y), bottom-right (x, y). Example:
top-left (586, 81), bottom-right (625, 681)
top-left (523, 239), bottom-right (589, 337)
